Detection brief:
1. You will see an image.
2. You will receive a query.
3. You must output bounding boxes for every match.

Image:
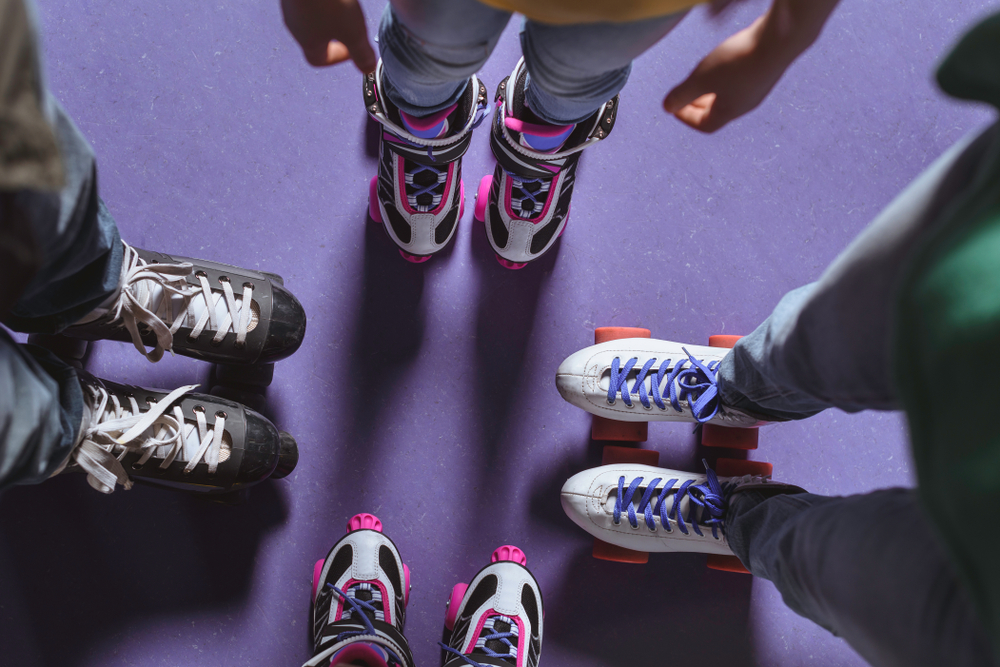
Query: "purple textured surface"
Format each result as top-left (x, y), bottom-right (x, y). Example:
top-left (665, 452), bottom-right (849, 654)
top-left (0, 1), bottom-right (995, 666)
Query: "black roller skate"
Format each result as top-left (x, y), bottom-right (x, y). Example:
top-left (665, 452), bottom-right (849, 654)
top-left (60, 373), bottom-right (297, 495)
top-left (364, 60), bottom-right (490, 263)
top-left (476, 58), bottom-right (618, 269)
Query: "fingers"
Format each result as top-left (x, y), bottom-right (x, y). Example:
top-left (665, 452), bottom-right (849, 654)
top-left (335, 0), bottom-right (377, 73)
top-left (663, 70), bottom-right (711, 115)
top-left (672, 94), bottom-right (722, 133)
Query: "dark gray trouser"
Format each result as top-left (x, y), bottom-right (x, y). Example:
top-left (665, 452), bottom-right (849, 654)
top-left (0, 0), bottom-right (122, 492)
top-left (718, 123), bottom-right (999, 667)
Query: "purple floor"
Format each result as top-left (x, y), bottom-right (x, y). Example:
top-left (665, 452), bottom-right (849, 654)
top-left (2, 1), bottom-right (996, 666)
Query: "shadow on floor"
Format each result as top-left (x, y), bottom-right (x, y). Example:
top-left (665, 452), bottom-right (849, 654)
top-left (0, 475), bottom-right (288, 667)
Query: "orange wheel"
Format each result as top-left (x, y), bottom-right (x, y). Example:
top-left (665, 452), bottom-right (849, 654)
top-left (595, 327), bottom-right (651, 344)
top-left (701, 424), bottom-right (759, 450)
top-left (714, 458), bottom-right (773, 478)
top-left (601, 445), bottom-right (659, 466)
top-left (708, 334), bottom-right (742, 349)
top-left (593, 538), bottom-right (649, 564)
top-left (592, 416), bottom-right (648, 442)
top-left (706, 554), bottom-right (750, 574)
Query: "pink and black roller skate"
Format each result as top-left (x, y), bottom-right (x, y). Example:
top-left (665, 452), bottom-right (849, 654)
top-left (440, 545), bottom-right (544, 667)
top-left (364, 61), bottom-right (490, 263)
top-left (303, 513), bottom-right (414, 667)
top-left (476, 58), bottom-right (618, 269)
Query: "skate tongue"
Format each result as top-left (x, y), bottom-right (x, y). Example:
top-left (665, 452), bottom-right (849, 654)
top-left (400, 103), bottom-right (457, 140)
top-left (505, 116), bottom-right (574, 153)
top-left (329, 641), bottom-right (391, 667)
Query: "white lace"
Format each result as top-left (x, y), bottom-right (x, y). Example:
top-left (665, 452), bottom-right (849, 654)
top-left (108, 242), bottom-right (255, 362)
top-left (72, 381), bottom-right (227, 494)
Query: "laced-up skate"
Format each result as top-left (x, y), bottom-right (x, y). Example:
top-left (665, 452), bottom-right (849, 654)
top-left (364, 61), bottom-right (490, 263)
top-left (440, 545), bottom-right (543, 667)
top-left (556, 337), bottom-right (762, 427)
top-left (475, 58), bottom-right (618, 269)
top-left (304, 513), bottom-right (415, 667)
top-left (62, 374), bottom-right (297, 494)
top-left (63, 242), bottom-right (306, 364)
top-left (561, 460), bottom-right (804, 555)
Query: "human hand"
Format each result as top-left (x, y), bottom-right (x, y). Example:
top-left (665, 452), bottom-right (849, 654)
top-left (281, 0), bottom-right (377, 73)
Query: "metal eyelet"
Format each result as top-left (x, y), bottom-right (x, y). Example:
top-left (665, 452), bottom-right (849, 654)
top-left (145, 396), bottom-right (156, 404)
top-left (195, 270), bottom-right (208, 278)
top-left (215, 411), bottom-right (227, 419)
top-left (210, 337), bottom-right (224, 347)
top-left (233, 340), bottom-right (246, 350)
top-left (243, 281), bottom-right (254, 290)
top-left (193, 405), bottom-right (205, 413)
top-left (218, 275), bottom-right (230, 284)
top-left (131, 462), bottom-right (143, 470)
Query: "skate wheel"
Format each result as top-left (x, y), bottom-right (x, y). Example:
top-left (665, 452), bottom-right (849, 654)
top-left (592, 538), bottom-right (648, 564)
top-left (592, 417), bottom-right (648, 443)
top-left (403, 562), bottom-right (411, 606)
top-left (491, 545), bottom-right (527, 566)
top-left (347, 513), bottom-right (383, 533)
top-left (445, 582), bottom-right (469, 631)
top-left (601, 445), bottom-right (659, 466)
top-left (714, 458), bottom-right (773, 478)
top-left (701, 424), bottom-right (759, 450)
top-left (215, 362), bottom-right (274, 389)
top-left (271, 431), bottom-right (298, 479)
top-left (399, 249), bottom-right (431, 264)
top-left (369, 176), bottom-right (383, 224)
top-left (474, 175), bottom-right (492, 222)
top-left (312, 558), bottom-right (325, 601)
top-left (210, 385), bottom-right (267, 415)
top-left (706, 554), bottom-right (751, 574)
top-left (495, 253), bottom-right (527, 270)
top-left (708, 335), bottom-right (743, 349)
top-left (594, 327), bottom-right (651, 344)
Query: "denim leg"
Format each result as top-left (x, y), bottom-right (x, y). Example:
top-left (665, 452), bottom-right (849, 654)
top-left (718, 123), bottom-right (998, 420)
top-left (3, 94), bottom-right (123, 334)
top-left (520, 11), bottom-right (687, 125)
top-left (378, 0), bottom-right (511, 116)
top-left (727, 489), bottom-right (995, 667)
top-left (0, 327), bottom-right (82, 492)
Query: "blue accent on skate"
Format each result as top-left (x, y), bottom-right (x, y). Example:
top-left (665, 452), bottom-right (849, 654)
top-left (607, 348), bottom-right (721, 423)
top-left (521, 125), bottom-right (574, 152)
top-left (507, 170), bottom-right (550, 219)
top-left (614, 463), bottom-right (727, 538)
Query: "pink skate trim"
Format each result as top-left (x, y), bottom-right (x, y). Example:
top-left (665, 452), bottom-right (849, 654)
top-left (401, 103), bottom-right (457, 137)
top-left (459, 179), bottom-right (466, 219)
top-left (463, 610), bottom-right (528, 667)
top-left (334, 578), bottom-right (393, 625)
top-left (504, 116), bottom-right (572, 138)
top-left (400, 249), bottom-right (431, 263)
top-left (330, 643), bottom-right (389, 667)
top-left (445, 582), bottom-right (469, 631)
top-left (496, 254), bottom-right (527, 270)
top-left (347, 513), bottom-right (383, 533)
top-left (368, 176), bottom-right (383, 224)
top-left (503, 176), bottom-right (554, 223)
top-left (313, 558), bottom-right (326, 601)
top-left (474, 175), bottom-right (492, 222)
top-left (539, 163), bottom-right (560, 174)
top-left (403, 563), bottom-right (411, 606)
top-left (382, 132), bottom-right (407, 145)
top-left (491, 545), bottom-right (527, 566)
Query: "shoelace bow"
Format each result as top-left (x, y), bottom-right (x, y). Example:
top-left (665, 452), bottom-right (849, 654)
top-left (607, 347), bottom-right (722, 424)
top-left (109, 242), bottom-right (254, 362)
top-left (73, 383), bottom-right (225, 493)
top-left (614, 462), bottom-right (745, 538)
top-left (440, 615), bottom-right (519, 667)
top-left (323, 584), bottom-right (404, 666)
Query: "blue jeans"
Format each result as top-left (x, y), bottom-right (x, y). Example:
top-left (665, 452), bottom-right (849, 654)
top-left (719, 124), bottom-right (1000, 667)
top-left (377, 0), bottom-right (687, 124)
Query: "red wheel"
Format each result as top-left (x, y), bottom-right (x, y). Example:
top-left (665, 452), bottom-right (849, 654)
top-left (595, 327), bottom-right (651, 344)
top-left (444, 583), bottom-right (468, 631)
top-left (368, 176), bottom-right (383, 224)
top-left (601, 445), bottom-right (659, 466)
top-left (592, 417), bottom-right (648, 442)
top-left (593, 538), bottom-right (648, 564)
top-left (714, 458), bottom-right (773, 478)
top-left (706, 554), bottom-right (750, 574)
top-left (474, 175), bottom-right (492, 222)
top-left (708, 335), bottom-right (742, 349)
top-left (701, 424), bottom-right (759, 450)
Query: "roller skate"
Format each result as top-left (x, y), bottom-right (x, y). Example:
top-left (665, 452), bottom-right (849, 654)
top-left (60, 373), bottom-right (297, 495)
top-left (440, 545), bottom-right (543, 667)
top-left (62, 241), bottom-right (307, 364)
top-left (561, 459), bottom-right (804, 567)
top-left (304, 513), bottom-right (414, 667)
top-left (364, 61), bottom-right (490, 263)
top-left (475, 58), bottom-right (618, 269)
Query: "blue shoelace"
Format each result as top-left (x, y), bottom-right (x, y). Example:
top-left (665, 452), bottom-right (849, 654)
top-left (325, 584), bottom-right (404, 666)
top-left (607, 347), bottom-right (721, 423)
top-left (439, 615), bottom-right (519, 667)
top-left (613, 462), bottom-right (733, 538)
top-left (507, 172), bottom-right (550, 219)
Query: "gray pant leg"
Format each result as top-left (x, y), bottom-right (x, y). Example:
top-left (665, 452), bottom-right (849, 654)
top-left (718, 123), bottom-right (998, 419)
top-left (728, 489), bottom-right (996, 667)
top-left (0, 327), bottom-right (82, 492)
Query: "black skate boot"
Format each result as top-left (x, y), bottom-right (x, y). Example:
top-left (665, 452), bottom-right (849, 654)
top-left (476, 58), bottom-right (618, 269)
top-left (304, 513), bottom-right (415, 667)
top-left (62, 242), bottom-right (306, 364)
top-left (364, 60), bottom-right (490, 263)
top-left (61, 373), bottom-right (298, 494)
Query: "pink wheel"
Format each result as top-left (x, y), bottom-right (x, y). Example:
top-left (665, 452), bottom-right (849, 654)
top-left (445, 582), bottom-right (469, 631)
top-left (312, 558), bottom-right (325, 601)
top-left (368, 176), bottom-right (383, 224)
top-left (403, 563), bottom-right (411, 606)
top-left (496, 254), bottom-right (527, 270)
top-left (491, 545), bottom-right (527, 566)
top-left (474, 175), bottom-right (492, 222)
top-left (399, 250), bottom-right (432, 264)
top-left (347, 513), bottom-right (383, 533)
